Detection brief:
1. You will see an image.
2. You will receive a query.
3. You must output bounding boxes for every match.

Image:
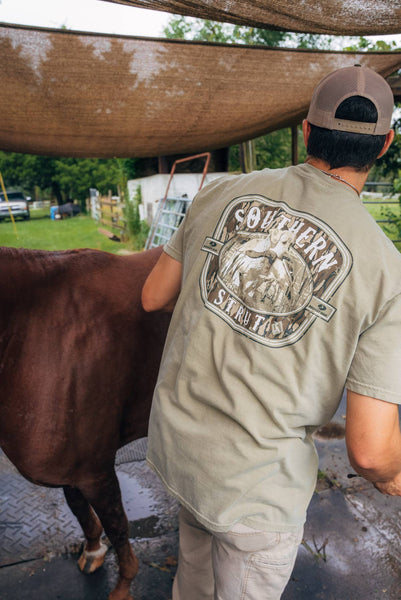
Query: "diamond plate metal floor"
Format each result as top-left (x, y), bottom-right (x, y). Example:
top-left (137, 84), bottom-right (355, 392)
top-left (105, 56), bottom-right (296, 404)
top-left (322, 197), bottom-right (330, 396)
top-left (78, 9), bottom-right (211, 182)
top-left (0, 442), bottom-right (179, 568)
top-left (0, 468), bottom-right (81, 566)
top-left (0, 439), bottom-right (179, 600)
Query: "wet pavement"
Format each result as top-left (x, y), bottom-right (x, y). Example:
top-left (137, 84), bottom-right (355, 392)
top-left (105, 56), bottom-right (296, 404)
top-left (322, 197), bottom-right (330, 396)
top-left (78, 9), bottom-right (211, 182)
top-left (1, 394), bottom-right (401, 599)
top-left (0, 451), bottom-right (179, 600)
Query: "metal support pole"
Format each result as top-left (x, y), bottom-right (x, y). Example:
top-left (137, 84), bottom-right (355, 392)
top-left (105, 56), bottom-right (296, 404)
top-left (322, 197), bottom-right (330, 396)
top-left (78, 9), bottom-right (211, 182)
top-left (291, 126), bottom-right (298, 166)
top-left (0, 171), bottom-right (18, 239)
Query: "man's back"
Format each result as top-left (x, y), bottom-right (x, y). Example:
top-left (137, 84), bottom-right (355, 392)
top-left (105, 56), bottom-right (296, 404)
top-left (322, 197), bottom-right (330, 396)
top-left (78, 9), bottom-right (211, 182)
top-left (143, 64), bottom-right (401, 600)
top-left (147, 163), bottom-right (401, 533)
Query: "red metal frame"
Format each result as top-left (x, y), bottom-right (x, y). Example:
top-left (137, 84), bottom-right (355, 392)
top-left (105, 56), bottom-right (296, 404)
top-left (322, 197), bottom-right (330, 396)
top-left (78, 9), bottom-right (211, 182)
top-left (147, 152), bottom-right (211, 249)
top-left (160, 152), bottom-right (211, 205)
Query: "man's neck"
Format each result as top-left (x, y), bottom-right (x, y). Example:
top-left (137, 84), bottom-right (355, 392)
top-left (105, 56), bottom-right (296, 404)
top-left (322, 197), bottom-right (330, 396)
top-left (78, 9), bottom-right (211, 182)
top-left (305, 157), bottom-right (369, 196)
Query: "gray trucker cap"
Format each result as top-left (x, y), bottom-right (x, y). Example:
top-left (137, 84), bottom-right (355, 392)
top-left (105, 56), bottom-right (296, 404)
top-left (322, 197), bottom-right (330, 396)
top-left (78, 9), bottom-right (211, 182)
top-left (307, 65), bottom-right (394, 135)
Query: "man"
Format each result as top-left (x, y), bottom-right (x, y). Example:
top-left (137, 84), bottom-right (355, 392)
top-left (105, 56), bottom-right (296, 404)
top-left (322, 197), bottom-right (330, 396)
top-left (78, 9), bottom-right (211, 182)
top-left (142, 65), bottom-right (401, 599)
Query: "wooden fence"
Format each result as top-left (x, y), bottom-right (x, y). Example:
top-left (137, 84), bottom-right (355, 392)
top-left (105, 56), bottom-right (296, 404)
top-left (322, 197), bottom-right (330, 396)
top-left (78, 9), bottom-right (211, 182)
top-left (95, 192), bottom-right (127, 240)
top-left (88, 185), bottom-right (400, 247)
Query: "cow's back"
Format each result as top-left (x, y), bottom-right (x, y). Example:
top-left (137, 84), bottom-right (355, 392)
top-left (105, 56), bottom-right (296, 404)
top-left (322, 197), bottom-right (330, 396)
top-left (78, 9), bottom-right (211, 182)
top-left (0, 246), bottom-right (169, 486)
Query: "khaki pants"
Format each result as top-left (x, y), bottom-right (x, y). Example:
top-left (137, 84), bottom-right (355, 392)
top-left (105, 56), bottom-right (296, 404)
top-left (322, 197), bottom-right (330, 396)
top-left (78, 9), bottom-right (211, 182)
top-left (173, 506), bottom-right (303, 600)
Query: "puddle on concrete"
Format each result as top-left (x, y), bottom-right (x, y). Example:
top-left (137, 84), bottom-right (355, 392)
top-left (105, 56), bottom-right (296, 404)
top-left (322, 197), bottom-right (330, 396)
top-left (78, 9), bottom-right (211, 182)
top-left (117, 471), bottom-right (156, 521)
top-left (117, 471), bottom-right (162, 538)
top-left (313, 421), bottom-right (345, 441)
top-left (117, 472), bottom-right (162, 538)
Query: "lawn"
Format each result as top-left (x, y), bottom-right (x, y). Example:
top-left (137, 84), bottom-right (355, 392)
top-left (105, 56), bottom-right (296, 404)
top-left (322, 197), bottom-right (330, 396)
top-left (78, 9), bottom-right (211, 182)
top-left (362, 199), bottom-right (401, 250)
top-left (0, 208), bottom-right (137, 253)
top-left (1, 203), bottom-right (399, 254)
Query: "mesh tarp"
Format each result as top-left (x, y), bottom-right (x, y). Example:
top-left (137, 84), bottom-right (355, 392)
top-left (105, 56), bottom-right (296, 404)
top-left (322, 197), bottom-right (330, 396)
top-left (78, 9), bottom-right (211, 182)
top-left (1, 24), bottom-right (401, 159)
top-left (103, 0), bottom-right (401, 36)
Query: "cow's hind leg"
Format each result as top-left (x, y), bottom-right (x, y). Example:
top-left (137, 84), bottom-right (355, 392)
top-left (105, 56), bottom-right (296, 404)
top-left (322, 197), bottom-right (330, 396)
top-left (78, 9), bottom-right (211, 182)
top-left (63, 486), bottom-right (108, 574)
top-left (79, 471), bottom-right (138, 600)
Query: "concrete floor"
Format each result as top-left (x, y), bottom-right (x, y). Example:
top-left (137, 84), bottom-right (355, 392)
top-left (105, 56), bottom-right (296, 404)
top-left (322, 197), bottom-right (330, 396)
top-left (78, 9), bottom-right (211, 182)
top-left (1, 400), bottom-right (401, 600)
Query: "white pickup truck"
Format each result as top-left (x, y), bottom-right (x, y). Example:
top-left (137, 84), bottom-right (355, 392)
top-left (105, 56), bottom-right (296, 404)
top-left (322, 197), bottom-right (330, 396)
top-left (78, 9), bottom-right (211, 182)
top-left (0, 190), bottom-right (30, 221)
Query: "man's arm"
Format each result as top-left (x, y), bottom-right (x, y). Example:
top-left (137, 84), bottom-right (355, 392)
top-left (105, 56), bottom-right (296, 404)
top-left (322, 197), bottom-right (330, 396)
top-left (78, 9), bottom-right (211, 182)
top-left (141, 251), bottom-right (182, 313)
top-left (346, 389), bottom-right (401, 495)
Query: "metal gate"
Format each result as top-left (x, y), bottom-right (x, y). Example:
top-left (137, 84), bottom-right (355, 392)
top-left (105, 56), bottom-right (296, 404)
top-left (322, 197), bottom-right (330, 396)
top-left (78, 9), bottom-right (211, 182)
top-left (145, 195), bottom-right (192, 249)
top-left (145, 153), bottom-right (211, 250)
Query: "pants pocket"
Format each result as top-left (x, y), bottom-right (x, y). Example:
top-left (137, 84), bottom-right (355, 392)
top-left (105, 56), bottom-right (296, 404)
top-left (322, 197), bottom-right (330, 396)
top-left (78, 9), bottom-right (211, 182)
top-left (239, 532), bottom-right (301, 600)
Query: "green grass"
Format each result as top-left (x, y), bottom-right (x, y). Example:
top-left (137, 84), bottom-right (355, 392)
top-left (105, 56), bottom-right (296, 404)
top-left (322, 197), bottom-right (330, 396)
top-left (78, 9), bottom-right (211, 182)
top-left (1, 203), bottom-right (399, 254)
top-left (0, 208), bottom-right (138, 253)
top-left (363, 199), bottom-right (401, 251)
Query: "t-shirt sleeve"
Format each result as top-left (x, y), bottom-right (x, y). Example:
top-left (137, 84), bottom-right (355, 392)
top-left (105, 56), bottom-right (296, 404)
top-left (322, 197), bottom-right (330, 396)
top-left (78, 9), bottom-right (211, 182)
top-left (163, 220), bottom-right (185, 263)
top-left (163, 200), bottom-right (195, 263)
top-left (346, 293), bottom-right (401, 404)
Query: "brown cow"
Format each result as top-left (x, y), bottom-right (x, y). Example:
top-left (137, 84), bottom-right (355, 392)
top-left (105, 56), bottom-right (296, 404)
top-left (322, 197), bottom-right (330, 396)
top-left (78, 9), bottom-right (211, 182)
top-left (0, 245), bottom-right (171, 600)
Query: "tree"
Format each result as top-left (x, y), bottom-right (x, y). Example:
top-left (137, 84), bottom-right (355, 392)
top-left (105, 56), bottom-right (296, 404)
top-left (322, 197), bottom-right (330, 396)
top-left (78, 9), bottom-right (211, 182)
top-left (286, 33), bottom-right (335, 50)
top-left (370, 117), bottom-right (401, 181)
top-left (0, 152), bottom-right (59, 201)
top-left (53, 158), bottom-right (122, 206)
top-left (344, 38), bottom-right (400, 52)
top-left (0, 153), bottom-right (139, 210)
top-left (342, 37), bottom-right (401, 183)
top-left (163, 16), bottom-right (288, 46)
top-left (163, 16), bottom-right (356, 49)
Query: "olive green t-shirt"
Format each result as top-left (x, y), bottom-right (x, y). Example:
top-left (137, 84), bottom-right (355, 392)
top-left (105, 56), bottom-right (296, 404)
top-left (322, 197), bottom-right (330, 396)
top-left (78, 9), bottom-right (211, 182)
top-left (147, 163), bottom-right (401, 533)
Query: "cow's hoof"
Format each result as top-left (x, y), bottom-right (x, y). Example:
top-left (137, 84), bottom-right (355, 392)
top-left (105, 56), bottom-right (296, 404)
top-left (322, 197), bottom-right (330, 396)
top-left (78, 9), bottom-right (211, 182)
top-left (108, 592), bottom-right (133, 600)
top-left (78, 541), bottom-right (108, 574)
top-left (108, 588), bottom-right (133, 600)
top-left (108, 576), bottom-right (135, 600)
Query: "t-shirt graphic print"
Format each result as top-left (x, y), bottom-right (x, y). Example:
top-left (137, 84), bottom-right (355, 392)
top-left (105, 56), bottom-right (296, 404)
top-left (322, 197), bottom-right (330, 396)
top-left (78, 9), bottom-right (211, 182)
top-left (200, 194), bottom-right (352, 347)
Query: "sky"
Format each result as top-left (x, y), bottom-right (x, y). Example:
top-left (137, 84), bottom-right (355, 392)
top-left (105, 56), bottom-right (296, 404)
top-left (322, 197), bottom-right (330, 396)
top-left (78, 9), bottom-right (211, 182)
top-left (0, 0), bottom-right (171, 37)
top-left (1, 0), bottom-right (400, 46)
top-left (1, 0), bottom-right (401, 52)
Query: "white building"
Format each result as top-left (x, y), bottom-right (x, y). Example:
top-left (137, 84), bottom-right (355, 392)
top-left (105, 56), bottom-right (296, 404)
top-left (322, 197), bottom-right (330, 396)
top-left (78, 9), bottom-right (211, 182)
top-left (128, 172), bottom-right (228, 224)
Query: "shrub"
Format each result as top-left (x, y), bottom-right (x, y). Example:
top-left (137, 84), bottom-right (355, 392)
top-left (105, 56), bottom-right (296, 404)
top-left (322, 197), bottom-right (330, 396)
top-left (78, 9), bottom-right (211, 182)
top-left (124, 185), bottom-right (149, 251)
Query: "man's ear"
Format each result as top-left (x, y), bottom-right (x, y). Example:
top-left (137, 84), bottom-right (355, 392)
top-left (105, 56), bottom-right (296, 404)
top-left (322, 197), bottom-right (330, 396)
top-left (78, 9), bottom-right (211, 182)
top-left (302, 119), bottom-right (311, 149)
top-left (377, 129), bottom-right (395, 158)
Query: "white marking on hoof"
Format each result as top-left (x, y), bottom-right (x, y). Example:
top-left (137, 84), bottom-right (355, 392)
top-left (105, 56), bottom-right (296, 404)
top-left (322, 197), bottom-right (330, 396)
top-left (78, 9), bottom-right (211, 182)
top-left (79, 541), bottom-right (108, 574)
top-left (82, 541), bottom-right (108, 559)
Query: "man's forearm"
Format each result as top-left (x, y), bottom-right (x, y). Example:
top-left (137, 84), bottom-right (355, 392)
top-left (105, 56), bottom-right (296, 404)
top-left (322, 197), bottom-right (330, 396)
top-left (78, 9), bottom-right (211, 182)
top-left (346, 390), bottom-right (401, 493)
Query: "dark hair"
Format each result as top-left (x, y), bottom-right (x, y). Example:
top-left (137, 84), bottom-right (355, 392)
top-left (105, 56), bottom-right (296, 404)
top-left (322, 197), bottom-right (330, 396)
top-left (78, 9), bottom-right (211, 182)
top-left (307, 96), bottom-right (387, 172)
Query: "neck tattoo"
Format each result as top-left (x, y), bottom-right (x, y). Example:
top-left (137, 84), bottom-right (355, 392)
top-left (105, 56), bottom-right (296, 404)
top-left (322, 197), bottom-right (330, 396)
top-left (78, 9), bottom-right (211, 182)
top-left (313, 166), bottom-right (360, 196)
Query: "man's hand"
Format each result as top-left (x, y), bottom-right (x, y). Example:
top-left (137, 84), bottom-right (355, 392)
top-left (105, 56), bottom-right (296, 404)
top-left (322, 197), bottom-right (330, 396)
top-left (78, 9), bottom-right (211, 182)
top-left (374, 471), bottom-right (401, 496)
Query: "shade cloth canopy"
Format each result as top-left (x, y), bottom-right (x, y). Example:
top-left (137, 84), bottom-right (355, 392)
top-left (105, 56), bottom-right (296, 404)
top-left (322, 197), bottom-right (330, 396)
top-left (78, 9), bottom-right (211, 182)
top-left (1, 24), bottom-right (401, 158)
top-left (104, 0), bottom-right (401, 36)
